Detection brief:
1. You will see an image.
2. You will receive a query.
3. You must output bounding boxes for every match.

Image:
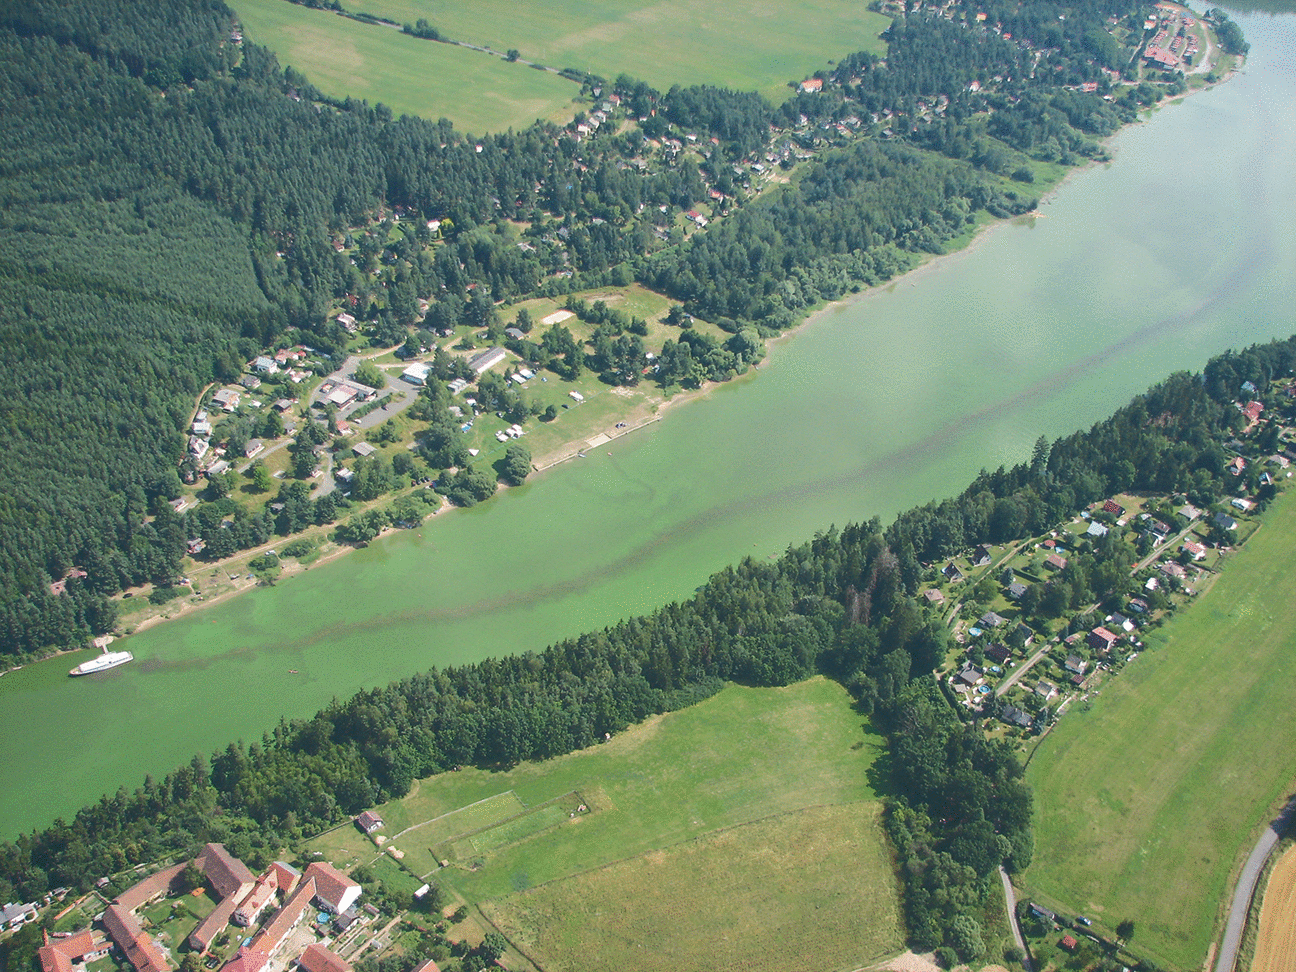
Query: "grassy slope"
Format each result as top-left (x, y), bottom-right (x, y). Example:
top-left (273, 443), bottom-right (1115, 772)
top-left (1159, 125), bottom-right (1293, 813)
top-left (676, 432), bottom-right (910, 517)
top-left (305, 678), bottom-right (898, 967)
top-left (485, 803), bottom-right (902, 972)
top-left (272, 0), bottom-right (889, 105)
top-left (229, 0), bottom-right (581, 134)
top-left (1025, 488), bottom-right (1296, 970)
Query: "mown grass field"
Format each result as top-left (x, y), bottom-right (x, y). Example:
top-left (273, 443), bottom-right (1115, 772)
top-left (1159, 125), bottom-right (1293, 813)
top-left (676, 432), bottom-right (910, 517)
top-left (247, 0), bottom-right (889, 111)
top-left (228, 0), bottom-right (581, 133)
top-left (483, 803), bottom-right (901, 972)
top-left (305, 678), bottom-right (899, 968)
top-left (1025, 488), bottom-right (1296, 970)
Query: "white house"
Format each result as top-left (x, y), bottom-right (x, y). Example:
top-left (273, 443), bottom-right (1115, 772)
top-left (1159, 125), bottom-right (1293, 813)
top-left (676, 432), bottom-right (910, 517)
top-left (401, 363), bottom-right (431, 385)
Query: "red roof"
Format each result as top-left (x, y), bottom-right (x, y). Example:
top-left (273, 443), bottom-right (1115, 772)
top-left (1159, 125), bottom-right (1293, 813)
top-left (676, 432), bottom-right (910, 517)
top-left (198, 843), bottom-right (256, 900)
top-left (1243, 400), bottom-right (1264, 421)
top-left (115, 862), bottom-right (187, 912)
top-left (1061, 934), bottom-right (1078, 950)
top-left (220, 948), bottom-right (268, 972)
top-left (102, 905), bottom-right (170, 972)
top-left (303, 862), bottom-right (359, 912)
top-left (298, 944), bottom-right (352, 972)
top-left (1045, 552), bottom-right (1068, 569)
top-left (1102, 500), bottom-right (1124, 515)
top-left (250, 877), bottom-right (315, 955)
top-left (40, 931), bottom-right (110, 972)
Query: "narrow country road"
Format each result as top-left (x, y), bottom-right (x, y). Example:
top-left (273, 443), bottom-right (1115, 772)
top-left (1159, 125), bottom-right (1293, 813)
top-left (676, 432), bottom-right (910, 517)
top-left (1000, 867), bottom-right (1033, 972)
top-left (996, 640), bottom-right (1054, 697)
top-left (1213, 795), bottom-right (1296, 972)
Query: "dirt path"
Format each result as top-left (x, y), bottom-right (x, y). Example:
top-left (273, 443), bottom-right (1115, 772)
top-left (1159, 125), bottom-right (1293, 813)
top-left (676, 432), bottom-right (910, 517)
top-left (1000, 866), bottom-right (1034, 971)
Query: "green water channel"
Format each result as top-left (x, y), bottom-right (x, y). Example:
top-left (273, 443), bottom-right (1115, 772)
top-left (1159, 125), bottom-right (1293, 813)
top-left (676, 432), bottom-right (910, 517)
top-left (4, 8), bottom-right (1294, 839)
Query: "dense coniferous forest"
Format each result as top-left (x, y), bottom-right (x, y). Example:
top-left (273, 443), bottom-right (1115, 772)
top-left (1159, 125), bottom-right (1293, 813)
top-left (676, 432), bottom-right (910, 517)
top-left (1, 332), bottom-right (1291, 958)
top-left (0, 0), bottom-right (1173, 657)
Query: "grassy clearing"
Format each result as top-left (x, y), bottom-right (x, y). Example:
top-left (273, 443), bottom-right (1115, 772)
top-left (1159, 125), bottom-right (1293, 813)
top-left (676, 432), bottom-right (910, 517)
top-left (228, 0), bottom-right (581, 134)
top-left (1024, 488), bottom-right (1296, 970)
top-left (315, 677), bottom-right (888, 908)
top-left (482, 802), bottom-right (902, 972)
top-left (343, 0), bottom-right (891, 104)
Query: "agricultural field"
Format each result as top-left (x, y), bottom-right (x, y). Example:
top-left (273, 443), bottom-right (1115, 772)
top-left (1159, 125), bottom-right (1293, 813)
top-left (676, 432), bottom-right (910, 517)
top-left (1253, 843), bottom-right (1296, 972)
top-left (241, 0), bottom-right (889, 116)
top-left (483, 803), bottom-right (901, 972)
top-left (228, 0), bottom-right (582, 134)
top-left (304, 678), bottom-right (901, 968)
top-left (1024, 489), bottom-right (1296, 970)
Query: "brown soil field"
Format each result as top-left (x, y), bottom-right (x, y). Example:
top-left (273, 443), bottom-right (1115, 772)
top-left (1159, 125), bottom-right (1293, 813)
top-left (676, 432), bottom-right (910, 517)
top-left (1254, 844), bottom-right (1296, 972)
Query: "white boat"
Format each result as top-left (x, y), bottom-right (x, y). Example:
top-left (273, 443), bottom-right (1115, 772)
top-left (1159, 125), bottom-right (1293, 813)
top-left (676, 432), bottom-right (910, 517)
top-left (69, 649), bottom-right (134, 677)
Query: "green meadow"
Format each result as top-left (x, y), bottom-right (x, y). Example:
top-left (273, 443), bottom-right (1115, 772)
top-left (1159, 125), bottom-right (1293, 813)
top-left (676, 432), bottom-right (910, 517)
top-left (252, 0), bottom-right (890, 108)
top-left (229, 0), bottom-right (581, 134)
top-left (304, 677), bottom-right (902, 969)
top-left (1025, 489), bottom-right (1296, 970)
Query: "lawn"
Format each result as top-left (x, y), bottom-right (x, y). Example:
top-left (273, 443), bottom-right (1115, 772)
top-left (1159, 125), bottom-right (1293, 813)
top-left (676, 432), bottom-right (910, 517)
top-left (1024, 488), bottom-right (1296, 970)
top-left (228, 0), bottom-right (582, 134)
top-left (482, 802), bottom-right (903, 972)
top-left (343, 0), bottom-right (890, 104)
top-left (308, 677), bottom-right (897, 968)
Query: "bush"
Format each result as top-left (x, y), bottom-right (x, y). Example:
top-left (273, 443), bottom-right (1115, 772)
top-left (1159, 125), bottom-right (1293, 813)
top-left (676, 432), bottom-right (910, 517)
top-left (280, 538), bottom-right (316, 559)
top-left (934, 946), bottom-right (959, 969)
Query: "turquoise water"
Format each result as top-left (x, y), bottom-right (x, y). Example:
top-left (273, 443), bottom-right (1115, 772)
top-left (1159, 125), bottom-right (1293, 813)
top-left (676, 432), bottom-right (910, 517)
top-left (3, 7), bottom-right (1294, 838)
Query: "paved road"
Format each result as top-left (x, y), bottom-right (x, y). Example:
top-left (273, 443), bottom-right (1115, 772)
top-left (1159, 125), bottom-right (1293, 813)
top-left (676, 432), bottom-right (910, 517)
top-left (1213, 796), bottom-right (1296, 972)
top-left (1000, 867), bottom-right (1034, 971)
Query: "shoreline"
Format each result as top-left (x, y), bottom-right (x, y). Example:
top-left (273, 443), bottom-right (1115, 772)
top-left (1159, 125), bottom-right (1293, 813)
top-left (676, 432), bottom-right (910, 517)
top-left (17, 64), bottom-right (1237, 666)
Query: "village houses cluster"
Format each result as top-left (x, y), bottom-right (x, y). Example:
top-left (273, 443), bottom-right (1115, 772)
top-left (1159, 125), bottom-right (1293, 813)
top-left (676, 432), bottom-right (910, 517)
top-left (30, 845), bottom-right (379, 972)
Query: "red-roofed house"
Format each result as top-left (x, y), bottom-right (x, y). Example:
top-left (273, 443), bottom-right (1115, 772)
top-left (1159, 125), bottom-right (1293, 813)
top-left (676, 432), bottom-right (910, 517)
top-left (1088, 627), bottom-right (1119, 653)
top-left (270, 862), bottom-right (301, 895)
top-left (102, 905), bottom-right (170, 972)
top-left (39, 931), bottom-right (111, 972)
top-left (303, 863), bottom-right (361, 915)
top-left (1181, 540), bottom-right (1206, 560)
top-left (233, 874), bottom-right (278, 928)
top-left (1242, 400), bottom-right (1264, 422)
top-left (355, 811), bottom-right (384, 835)
top-left (250, 877), bottom-right (316, 957)
top-left (800, 77), bottom-right (823, 93)
top-left (115, 863), bottom-right (187, 912)
top-left (197, 844), bottom-right (255, 902)
top-left (1102, 499), bottom-right (1125, 516)
top-left (188, 897), bottom-right (240, 953)
top-left (411, 961), bottom-right (441, 972)
top-left (298, 944), bottom-right (352, 972)
top-left (1060, 934), bottom-right (1078, 952)
top-left (1045, 552), bottom-right (1068, 571)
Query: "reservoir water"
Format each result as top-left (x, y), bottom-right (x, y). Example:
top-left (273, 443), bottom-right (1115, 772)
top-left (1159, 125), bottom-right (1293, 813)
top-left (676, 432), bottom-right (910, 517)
top-left (3, 7), bottom-right (1294, 839)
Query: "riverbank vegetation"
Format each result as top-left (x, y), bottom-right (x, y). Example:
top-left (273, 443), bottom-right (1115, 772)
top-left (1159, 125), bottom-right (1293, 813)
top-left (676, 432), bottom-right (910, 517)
top-left (2, 331), bottom-right (1291, 964)
top-left (0, 0), bottom-right (1222, 663)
